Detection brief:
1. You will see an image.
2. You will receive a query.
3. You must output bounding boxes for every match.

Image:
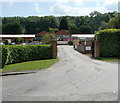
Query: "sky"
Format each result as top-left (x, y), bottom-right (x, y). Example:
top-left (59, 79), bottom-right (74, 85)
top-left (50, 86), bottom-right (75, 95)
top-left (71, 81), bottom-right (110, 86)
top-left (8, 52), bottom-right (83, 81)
top-left (1, 0), bottom-right (120, 17)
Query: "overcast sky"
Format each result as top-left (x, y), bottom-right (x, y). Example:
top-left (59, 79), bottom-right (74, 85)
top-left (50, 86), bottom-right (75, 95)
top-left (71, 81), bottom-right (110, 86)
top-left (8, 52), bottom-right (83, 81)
top-left (1, 0), bottom-right (119, 17)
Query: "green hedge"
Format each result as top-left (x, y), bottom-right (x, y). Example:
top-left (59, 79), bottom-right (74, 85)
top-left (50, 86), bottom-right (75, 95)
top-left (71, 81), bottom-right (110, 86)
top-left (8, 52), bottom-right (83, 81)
top-left (95, 29), bottom-right (120, 57)
top-left (2, 45), bottom-right (52, 67)
top-left (2, 46), bottom-right (8, 68)
top-left (68, 40), bottom-right (73, 45)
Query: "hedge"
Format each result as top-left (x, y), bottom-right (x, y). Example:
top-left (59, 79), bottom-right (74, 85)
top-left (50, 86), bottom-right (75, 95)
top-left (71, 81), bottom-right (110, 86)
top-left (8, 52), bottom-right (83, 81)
top-left (68, 40), bottom-right (73, 45)
top-left (2, 45), bottom-right (52, 68)
top-left (95, 29), bottom-right (120, 57)
top-left (1, 46), bottom-right (8, 68)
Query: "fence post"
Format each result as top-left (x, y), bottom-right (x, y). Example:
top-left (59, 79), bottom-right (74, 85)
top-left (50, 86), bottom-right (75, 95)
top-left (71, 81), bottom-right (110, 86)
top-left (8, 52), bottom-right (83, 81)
top-left (52, 41), bottom-right (57, 59)
top-left (94, 40), bottom-right (100, 58)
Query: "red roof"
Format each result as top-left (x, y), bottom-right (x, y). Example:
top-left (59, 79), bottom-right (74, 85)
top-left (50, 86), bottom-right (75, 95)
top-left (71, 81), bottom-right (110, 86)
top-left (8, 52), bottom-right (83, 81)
top-left (56, 30), bottom-right (71, 35)
top-left (36, 31), bottom-right (48, 36)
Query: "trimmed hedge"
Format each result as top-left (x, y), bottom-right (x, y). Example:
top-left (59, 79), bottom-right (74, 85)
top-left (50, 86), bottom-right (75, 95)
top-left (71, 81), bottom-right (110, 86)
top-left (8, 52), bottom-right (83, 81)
top-left (1, 46), bottom-right (8, 68)
top-left (2, 45), bottom-right (52, 67)
top-left (95, 29), bottom-right (120, 57)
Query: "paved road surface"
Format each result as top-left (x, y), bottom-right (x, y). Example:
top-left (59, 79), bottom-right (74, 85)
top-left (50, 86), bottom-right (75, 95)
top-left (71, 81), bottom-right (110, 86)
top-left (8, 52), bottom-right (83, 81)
top-left (2, 45), bottom-right (118, 101)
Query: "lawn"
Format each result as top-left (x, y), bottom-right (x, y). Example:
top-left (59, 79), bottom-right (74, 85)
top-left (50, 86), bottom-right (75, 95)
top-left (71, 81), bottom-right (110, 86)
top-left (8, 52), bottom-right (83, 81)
top-left (96, 57), bottom-right (120, 62)
top-left (2, 59), bottom-right (59, 73)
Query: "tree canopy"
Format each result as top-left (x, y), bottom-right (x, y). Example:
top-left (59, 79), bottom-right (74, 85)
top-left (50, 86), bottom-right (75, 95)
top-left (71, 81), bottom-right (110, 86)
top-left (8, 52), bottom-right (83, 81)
top-left (1, 11), bottom-right (118, 34)
top-left (59, 17), bottom-right (68, 30)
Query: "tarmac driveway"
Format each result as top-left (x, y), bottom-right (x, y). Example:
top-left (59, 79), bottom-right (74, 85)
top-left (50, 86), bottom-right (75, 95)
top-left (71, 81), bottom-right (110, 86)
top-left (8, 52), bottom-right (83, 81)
top-left (2, 45), bottom-right (118, 101)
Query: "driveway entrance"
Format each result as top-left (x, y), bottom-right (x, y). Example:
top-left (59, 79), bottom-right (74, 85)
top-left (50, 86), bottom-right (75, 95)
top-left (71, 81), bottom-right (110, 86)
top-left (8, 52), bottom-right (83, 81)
top-left (2, 45), bottom-right (118, 101)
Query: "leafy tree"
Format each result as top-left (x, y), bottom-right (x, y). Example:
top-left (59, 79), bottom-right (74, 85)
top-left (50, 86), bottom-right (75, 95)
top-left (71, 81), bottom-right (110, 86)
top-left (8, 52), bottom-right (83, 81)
top-left (75, 17), bottom-right (82, 27)
top-left (79, 25), bottom-right (93, 34)
top-left (2, 22), bottom-right (24, 34)
top-left (48, 16), bottom-right (59, 28)
top-left (41, 34), bottom-right (56, 44)
top-left (24, 21), bottom-right (37, 34)
top-left (69, 24), bottom-right (79, 33)
top-left (1, 11), bottom-right (118, 34)
top-left (108, 13), bottom-right (120, 29)
top-left (59, 17), bottom-right (68, 30)
top-left (99, 21), bottom-right (109, 30)
top-left (48, 28), bottom-right (58, 34)
top-left (15, 37), bottom-right (24, 43)
top-left (90, 11), bottom-right (102, 17)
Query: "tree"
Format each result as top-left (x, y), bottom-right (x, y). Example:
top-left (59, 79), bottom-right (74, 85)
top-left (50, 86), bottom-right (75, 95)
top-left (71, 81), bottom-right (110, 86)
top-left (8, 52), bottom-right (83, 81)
top-left (15, 37), bottom-right (24, 43)
top-left (90, 11), bottom-right (101, 17)
top-left (79, 25), bottom-right (93, 34)
top-left (59, 17), bottom-right (68, 30)
top-left (99, 21), bottom-right (109, 30)
top-left (69, 24), bottom-right (79, 33)
top-left (108, 13), bottom-right (120, 29)
top-left (41, 34), bottom-right (56, 44)
top-left (2, 11), bottom-right (118, 34)
top-left (48, 28), bottom-right (58, 34)
top-left (48, 16), bottom-right (59, 28)
top-left (2, 22), bottom-right (24, 34)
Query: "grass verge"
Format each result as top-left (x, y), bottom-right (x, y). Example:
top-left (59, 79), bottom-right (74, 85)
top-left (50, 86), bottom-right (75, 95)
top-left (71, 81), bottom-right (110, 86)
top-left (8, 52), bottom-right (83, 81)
top-left (96, 57), bottom-right (120, 62)
top-left (2, 59), bottom-right (59, 73)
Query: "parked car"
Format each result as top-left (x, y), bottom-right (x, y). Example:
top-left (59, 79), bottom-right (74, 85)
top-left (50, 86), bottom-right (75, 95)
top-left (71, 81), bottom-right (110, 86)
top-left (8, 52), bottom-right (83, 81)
top-left (0, 42), bottom-right (4, 45)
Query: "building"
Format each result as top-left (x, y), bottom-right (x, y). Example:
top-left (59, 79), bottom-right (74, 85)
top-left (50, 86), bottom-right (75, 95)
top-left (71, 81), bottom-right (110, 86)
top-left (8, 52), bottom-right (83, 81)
top-left (72, 34), bottom-right (95, 53)
top-left (55, 30), bottom-right (72, 41)
top-left (1, 34), bottom-right (35, 44)
top-left (35, 31), bottom-right (48, 41)
top-left (72, 34), bottom-right (95, 40)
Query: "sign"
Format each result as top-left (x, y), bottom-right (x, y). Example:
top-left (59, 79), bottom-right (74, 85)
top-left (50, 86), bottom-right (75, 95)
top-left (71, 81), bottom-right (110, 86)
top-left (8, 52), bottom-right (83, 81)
top-left (86, 46), bottom-right (91, 50)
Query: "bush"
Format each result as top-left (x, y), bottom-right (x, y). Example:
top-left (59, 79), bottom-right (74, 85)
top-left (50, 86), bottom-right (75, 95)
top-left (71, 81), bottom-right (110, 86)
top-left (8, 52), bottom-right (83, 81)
top-left (95, 29), bottom-right (120, 57)
top-left (2, 45), bottom-right (52, 65)
top-left (2, 46), bottom-right (8, 68)
top-left (41, 34), bottom-right (56, 44)
top-left (68, 40), bottom-right (73, 45)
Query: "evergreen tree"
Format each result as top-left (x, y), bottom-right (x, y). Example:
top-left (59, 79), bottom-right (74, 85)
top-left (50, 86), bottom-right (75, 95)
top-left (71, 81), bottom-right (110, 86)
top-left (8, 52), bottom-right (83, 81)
top-left (59, 17), bottom-right (68, 30)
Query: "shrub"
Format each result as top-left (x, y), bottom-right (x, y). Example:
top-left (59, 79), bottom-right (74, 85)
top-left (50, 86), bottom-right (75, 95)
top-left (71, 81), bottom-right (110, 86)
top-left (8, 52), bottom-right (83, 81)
top-left (2, 46), bottom-right (8, 68)
top-left (95, 29), bottom-right (120, 57)
top-left (2, 45), bottom-right (52, 65)
top-left (41, 34), bottom-right (56, 44)
top-left (68, 40), bottom-right (73, 45)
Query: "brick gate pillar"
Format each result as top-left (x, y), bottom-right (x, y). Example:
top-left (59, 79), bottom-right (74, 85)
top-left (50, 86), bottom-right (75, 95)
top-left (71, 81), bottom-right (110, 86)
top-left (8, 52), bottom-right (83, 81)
top-left (52, 41), bottom-right (57, 59)
top-left (94, 40), bottom-right (100, 58)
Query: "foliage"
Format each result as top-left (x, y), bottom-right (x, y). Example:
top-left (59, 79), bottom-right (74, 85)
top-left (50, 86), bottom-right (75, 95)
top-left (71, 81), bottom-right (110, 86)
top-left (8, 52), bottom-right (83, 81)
top-left (4, 40), bottom-right (9, 45)
top-left (99, 13), bottom-right (120, 30)
top-left (41, 34), bottom-right (56, 44)
top-left (2, 22), bottom-right (24, 34)
top-left (108, 13), bottom-right (120, 29)
top-left (99, 21), bottom-right (109, 30)
top-left (15, 37), bottom-right (24, 43)
top-left (69, 24), bottom-right (79, 33)
top-left (79, 25), bottom-right (93, 34)
top-left (59, 17), bottom-right (68, 30)
top-left (48, 28), bottom-right (58, 34)
top-left (2, 45), bottom-right (52, 66)
top-left (95, 29), bottom-right (120, 57)
top-left (1, 46), bottom-right (8, 68)
top-left (2, 11), bottom-right (117, 34)
top-left (68, 40), bottom-right (73, 45)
